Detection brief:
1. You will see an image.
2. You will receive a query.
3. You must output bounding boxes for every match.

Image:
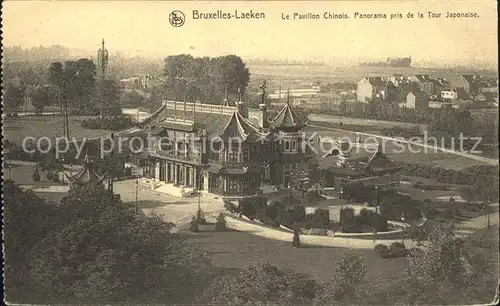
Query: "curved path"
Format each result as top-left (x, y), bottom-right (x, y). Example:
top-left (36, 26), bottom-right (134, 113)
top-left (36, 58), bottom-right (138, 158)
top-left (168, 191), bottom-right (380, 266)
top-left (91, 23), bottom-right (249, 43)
top-left (308, 123), bottom-right (498, 166)
top-left (222, 210), bottom-right (498, 249)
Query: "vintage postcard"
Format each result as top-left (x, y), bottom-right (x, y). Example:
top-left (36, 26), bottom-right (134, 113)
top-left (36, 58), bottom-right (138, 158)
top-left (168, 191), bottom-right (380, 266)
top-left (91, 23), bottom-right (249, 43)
top-left (2, 0), bottom-right (499, 304)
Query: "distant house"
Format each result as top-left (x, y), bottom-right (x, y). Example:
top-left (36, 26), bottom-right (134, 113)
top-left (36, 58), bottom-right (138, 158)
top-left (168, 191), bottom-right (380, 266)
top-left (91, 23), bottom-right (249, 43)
top-left (356, 77), bottom-right (386, 103)
top-left (141, 75), bottom-right (165, 89)
top-left (432, 77), bottom-right (450, 96)
top-left (401, 90), bottom-right (429, 113)
top-left (448, 74), bottom-right (482, 98)
top-left (269, 88), bottom-right (321, 106)
top-left (441, 89), bottom-right (458, 101)
top-left (476, 80), bottom-right (498, 95)
top-left (414, 75), bottom-right (435, 96)
top-left (388, 74), bottom-right (408, 87)
top-left (120, 77), bottom-right (141, 90)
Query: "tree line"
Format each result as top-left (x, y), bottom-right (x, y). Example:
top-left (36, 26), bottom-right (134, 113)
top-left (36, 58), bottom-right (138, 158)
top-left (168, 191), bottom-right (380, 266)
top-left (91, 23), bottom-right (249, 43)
top-left (141, 54), bottom-right (250, 110)
top-left (3, 58), bottom-right (121, 115)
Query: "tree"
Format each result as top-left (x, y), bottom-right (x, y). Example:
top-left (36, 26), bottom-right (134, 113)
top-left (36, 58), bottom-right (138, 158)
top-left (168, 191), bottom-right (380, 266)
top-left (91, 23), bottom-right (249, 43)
top-left (27, 185), bottom-right (209, 304)
top-left (397, 222), bottom-right (467, 304)
top-left (120, 90), bottom-right (145, 108)
top-left (201, 262), bottom-right (319, 304)
top-left (316, 251), bottom-right (368, 304)
top-left (30, 86), bottom-right (55, 113)
top-left (3, 82), bottom-right (25, 113)
top-left (214, 213), bottom-right (227, 231)
top-left (3, 182), bottom-right (57, 303)
top-left (96, 79), bottom-right (122, 116)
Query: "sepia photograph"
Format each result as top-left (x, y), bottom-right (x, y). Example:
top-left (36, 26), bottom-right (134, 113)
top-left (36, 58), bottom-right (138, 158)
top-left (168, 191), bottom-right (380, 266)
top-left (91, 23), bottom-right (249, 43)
top-left (1, 0), bottom-right (499, 304)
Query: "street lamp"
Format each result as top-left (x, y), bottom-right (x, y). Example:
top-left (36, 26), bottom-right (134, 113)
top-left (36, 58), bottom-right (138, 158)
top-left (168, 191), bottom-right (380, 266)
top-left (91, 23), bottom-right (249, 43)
top-left (374, 185), bottom-right (379, 214)
top-left (8, 164), bottom-right (12, 180)
top-left (487, 201), bottom-right (491, 229)
top-left (135, 179), bottom-right (139, 214)
top-left (61, 157), bottom-right (65, 184)
top-left (401, 213), bottom-right (406, 245)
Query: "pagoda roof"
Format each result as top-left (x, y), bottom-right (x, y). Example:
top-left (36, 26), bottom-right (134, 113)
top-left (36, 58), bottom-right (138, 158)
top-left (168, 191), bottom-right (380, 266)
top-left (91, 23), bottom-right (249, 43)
top-left (219, 111), bottom-right (264, 142)
top-left (67, 155), bottom-right (105, 187)
top-left (270, 101), bottom-right (306, 129)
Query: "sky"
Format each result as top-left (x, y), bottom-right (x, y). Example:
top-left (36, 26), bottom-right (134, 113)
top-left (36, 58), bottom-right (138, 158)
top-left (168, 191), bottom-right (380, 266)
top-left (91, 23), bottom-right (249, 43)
top-left (2, 0), bottom-right (498, 65)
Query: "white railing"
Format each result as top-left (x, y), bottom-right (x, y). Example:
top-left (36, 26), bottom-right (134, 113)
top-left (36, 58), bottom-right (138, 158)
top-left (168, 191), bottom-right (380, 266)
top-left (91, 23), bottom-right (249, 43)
top-left (163, 100), bottom-right (236, 116)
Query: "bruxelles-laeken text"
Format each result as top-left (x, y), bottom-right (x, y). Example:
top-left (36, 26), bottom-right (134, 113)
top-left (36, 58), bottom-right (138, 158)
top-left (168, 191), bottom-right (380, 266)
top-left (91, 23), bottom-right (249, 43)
top-left (193, 10), bottom-right (265, 20)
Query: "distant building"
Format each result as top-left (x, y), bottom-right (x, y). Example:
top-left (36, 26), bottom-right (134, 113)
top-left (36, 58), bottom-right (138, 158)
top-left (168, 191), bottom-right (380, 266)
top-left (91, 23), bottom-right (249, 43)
top-left (432, 77), bottom-right (450, 96)
top-left (414, 75), bottom-right (435, 96)
top-left (402, 90), bottom-right (429, 113)
top-left (120, 77), bottom-right (141, 90)
top-left (356, 77), bottom-right (386, 103)
top-left (141, 75), bottom-right (165, 89)
top-left (268, 88), bottom-right (321, 106)
top-left (316, 142), bottom-right (404, 195)
top-left (441, 89), bottom-right (458, 101)
top-left (448, 74), bottom-right (482, 98)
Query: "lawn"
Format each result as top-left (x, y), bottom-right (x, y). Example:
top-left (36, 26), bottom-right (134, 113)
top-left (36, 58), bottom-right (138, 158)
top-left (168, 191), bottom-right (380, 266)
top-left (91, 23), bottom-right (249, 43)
top-left (181, 228), bottom-right (408, 285)
top-left (305, 124), bottom-right (494, 170)
top-left (3, 115), bottom-right (113, 145)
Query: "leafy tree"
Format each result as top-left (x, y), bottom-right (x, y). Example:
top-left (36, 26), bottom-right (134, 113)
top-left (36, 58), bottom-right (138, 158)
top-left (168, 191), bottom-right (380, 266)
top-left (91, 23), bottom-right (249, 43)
top-left (395, 222), bottom-right (467, 304)
top-left (316, 251), bottom-right (368, 304)
top-left (120, 90), bottom-right (145, 108)
top-left (3, 82), bottom-right (25, 112)
top-left (201, 262), bottom-right (319, 304)
top-left (30, 85), bottom-right (55, 113)
top-left (3, 181), bottom-right (57, 303)
top-left (26, 185), bottom-right (209, 304)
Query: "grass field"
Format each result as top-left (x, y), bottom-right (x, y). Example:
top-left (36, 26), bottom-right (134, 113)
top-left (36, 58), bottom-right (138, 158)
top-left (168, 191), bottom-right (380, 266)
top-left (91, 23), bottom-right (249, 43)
top-left (305, 125), bottom-right (489, 170)
top-left (3, 115), bottom-right (113, 144)
top-left (181, 228), bottom-right (408, 284)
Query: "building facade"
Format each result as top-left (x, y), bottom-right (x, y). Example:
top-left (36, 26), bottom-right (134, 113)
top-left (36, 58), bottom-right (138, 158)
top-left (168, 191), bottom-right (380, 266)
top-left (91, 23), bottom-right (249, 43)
top-left (356, 77), bottom-right (386, 103)
top-left (138, 95), bottom-right (312, 202)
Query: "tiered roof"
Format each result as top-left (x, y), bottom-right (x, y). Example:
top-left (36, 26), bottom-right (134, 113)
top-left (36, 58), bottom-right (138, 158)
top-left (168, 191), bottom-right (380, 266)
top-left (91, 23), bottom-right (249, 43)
top-left (67, 155), bottom-right (105, 187)
top-left (219, 110), bottom-right (263, 142)
top-left (270, 92), bottom-right (306, 129)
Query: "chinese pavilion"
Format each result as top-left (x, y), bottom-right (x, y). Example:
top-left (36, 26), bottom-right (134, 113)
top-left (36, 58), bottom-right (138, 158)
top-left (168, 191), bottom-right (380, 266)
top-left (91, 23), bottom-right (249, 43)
top-left (138, 88), bottom-right (312, 202)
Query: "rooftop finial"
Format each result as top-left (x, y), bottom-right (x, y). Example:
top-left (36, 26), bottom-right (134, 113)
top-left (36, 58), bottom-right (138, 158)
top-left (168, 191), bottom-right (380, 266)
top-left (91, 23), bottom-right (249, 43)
top-left (223, 82), bottom-right (228, 102)
top-left (237, 84), bottom-right (242, 101)
top-left (260, 80), bottom-right (267, 105)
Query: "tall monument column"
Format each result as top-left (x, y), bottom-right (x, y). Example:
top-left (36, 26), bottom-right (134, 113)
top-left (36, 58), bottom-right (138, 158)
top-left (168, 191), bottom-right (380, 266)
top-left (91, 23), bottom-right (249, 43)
top-left (97, 39), bottom-right (109, 120)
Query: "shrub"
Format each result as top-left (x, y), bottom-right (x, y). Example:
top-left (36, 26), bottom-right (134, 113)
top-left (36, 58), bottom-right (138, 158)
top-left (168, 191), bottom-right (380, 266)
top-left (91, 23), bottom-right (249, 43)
top-left (342, 223), bottom-right (363, 233)
top-left (389, 242), bottom-right (407, 257)
top-left (189, 216), bottom-right (199, 232)
top-left (373, 214), bottom-right (389, 232)
top-left (340, 207), bottom-right (355, 225)
top-left (45, 169), bottom-right (54, 180)
top-left (32, 167), bottom-right (41, 182)
top-left (196, 209), bottom-right (207, 225)
top-left (306, 208), bottom-right (330, 229)
top-left (409, 247), bottom-right (425, 257)
top-left (215, 213), bottom-right (227, 231)
top-left (374, 244), bottom-right (391, 258)
top-left (52, 174), bottom-right (60, 183)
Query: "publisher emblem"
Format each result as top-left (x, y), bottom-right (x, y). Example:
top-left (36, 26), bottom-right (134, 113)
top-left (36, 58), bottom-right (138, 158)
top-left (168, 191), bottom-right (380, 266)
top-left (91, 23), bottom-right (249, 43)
top-left (169, 10), bottom-right (185, 27)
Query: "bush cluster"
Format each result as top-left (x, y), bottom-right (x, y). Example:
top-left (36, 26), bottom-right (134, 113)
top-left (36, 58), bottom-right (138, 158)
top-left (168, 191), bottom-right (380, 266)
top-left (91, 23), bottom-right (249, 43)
top-left (81, 115), bottom-right (134, 131)
top-left (374, 242), bottom-right (407, 259)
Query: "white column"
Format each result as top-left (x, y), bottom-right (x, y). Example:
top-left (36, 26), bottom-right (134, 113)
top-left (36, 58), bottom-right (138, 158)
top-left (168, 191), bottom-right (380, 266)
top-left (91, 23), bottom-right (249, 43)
top-left (155, 161), bottom-right (160, 179)
top-left (204, 172), bottom-right (209, 191)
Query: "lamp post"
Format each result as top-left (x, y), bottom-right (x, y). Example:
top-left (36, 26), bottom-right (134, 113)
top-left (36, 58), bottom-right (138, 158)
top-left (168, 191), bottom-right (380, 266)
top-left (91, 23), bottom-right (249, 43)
top-left (8, 164), bottom-right (12, 180)
top-left (61, 157), bottom-right (65, 184)
top-left (374, 185), bottom-right (379, 214)
top-left (487, 201), bottom-right (491, 229)
top-left (135, 179), bottom-right (139, 215)
top-left (401, 213), bottom-right (406, 245)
